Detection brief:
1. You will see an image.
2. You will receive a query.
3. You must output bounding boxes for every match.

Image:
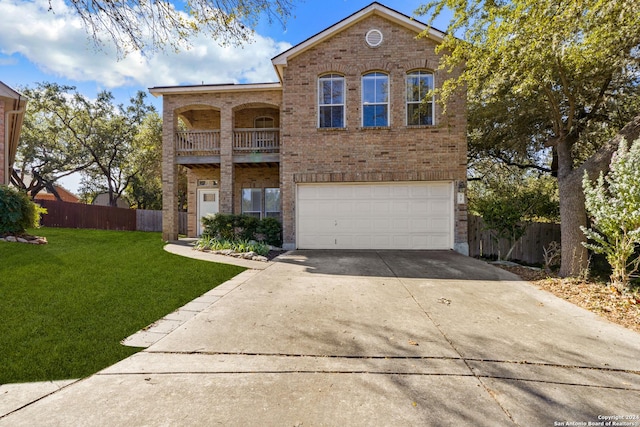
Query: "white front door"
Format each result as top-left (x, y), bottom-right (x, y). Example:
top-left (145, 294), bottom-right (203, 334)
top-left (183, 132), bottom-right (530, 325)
top-left (197, 189), bottom-right (219, 236)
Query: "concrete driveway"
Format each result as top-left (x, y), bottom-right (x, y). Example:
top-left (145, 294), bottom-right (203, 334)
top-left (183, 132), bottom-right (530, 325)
top-left (2, 250), bottom-right (640, 426)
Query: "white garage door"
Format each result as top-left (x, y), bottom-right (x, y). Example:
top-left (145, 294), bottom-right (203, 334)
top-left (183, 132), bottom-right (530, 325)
top-left (297, 182), bottom-right (453, 250)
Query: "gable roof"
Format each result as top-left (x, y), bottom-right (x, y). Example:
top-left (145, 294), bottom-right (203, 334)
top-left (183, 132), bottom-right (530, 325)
top-left (271, 2), bottom-right (446, 81)
top-left (0, 81), bottom-right (24, 100)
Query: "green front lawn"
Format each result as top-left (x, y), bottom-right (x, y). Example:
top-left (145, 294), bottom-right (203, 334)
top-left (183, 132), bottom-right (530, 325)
top-left (0, 228), bottom-right (245, 384)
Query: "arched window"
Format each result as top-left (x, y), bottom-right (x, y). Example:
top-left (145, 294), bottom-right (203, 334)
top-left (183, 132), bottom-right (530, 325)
top-left (318, 74), bottom-right (345, 128)
top-left (406, 70), bottom-right (434, 126)
top-left (362, 72), bottom-right (389, 127)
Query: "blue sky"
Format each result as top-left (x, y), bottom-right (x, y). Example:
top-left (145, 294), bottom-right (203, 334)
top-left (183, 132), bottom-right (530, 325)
top-left (0, 0), bottom-right (451, 191)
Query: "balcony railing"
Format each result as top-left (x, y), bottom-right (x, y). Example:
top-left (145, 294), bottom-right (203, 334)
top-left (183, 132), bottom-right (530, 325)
top-left (174, 128), bottom-right (280, 158)
top-left (233, 128), bottom-right (280, 153)
top-left (175, 130), bottom-right (220, 156)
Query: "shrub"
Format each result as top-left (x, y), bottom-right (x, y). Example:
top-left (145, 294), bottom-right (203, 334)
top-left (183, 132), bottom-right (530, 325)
top-left (237, 215), bottom-right (260, 241)
top-left (201, 213), bottom-right (235, 240)
top-left (582, 138), bottom-right (640, 290)
top-left (258, 217), bottom-right (283, 247)
top-left (200, 213), bottom-right (282, 247)
top-left (0, 185), bottom-right (46, 234)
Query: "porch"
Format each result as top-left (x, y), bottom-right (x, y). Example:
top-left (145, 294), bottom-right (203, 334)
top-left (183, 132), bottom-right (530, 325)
top-left (159, 90), bottom-right (283, 241)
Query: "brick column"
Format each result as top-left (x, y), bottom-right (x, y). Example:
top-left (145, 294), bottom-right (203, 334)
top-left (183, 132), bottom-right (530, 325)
top-left (162, 105), bottom-right (179, 241)
top-left (219, 106), bottom-right (234, 213)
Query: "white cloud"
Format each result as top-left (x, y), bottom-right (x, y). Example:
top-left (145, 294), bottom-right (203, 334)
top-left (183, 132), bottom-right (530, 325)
top-left (0, 0), bottom-right (291, 89)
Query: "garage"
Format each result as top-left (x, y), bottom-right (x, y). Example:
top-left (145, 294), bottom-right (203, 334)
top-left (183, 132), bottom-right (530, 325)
top-left (296, 181), bottom-right (454, 250)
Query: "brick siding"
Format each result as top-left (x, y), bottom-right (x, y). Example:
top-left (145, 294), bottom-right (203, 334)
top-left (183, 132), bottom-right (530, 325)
top-left (279, 15), bottom-right (467, 248)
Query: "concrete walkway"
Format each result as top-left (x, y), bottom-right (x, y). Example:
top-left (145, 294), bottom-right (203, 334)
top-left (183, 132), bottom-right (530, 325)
top-left (2, 249), bottom-right (639, 426)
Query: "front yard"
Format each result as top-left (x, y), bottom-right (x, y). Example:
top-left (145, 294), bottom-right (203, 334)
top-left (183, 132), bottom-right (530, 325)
top-left (0, 228), bottom-right (245, 384)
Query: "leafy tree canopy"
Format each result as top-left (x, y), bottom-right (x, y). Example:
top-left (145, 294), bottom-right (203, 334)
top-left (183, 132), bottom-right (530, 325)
top-left (53, 0), bottom-right (293, 56)
top-left (419, 0), bottom-right (640, 276)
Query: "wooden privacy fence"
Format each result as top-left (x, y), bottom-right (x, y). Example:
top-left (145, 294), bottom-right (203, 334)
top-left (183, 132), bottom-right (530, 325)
top-left (468, 215), bottom-right (561, 265)
top-left (38, 200), bottom-right (187, 234)
top-left (136, 209), bottom-right (188, 234)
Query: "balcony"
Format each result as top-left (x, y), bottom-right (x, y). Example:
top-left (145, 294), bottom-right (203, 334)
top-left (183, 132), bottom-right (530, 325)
top-left (175, 129), bottom-right (280, 165)
top-left (233, 128), bottom-right (280, 163)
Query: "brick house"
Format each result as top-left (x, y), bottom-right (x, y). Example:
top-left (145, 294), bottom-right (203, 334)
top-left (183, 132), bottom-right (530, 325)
top-left (0, 82), bottom-right (28, 186)
top-left (151, 2), bottom-right (468, 254)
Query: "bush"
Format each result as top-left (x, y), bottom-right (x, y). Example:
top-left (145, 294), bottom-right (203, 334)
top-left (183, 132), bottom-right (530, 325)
top-left (201, 213), bottom-right (235, 240)
top-left (258, 217), bottom-right (283, 247)
top-left (237, 215), bottom-right (260, 241)
top-left (0, 185), bottom-right (45, 234)
top-left (582, 137), bottom-right (640, 290)
top-left (201, 213), bottom-right (282, 247)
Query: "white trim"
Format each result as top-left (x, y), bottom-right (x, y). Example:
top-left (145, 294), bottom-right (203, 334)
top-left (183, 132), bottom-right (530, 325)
top-left (361, 72), bottom-right (390, 127)
top-left (405, 70), bottom-right (436, 126)
top-left (365, 29), bottom-right (384, 47)
top-left (317, 73), bottom-right (346, 128)
top-left (149, 82), bottom-right (282, 97)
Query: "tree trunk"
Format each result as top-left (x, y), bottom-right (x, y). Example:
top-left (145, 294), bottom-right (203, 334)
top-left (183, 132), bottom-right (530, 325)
top-left (557, 172), bottom-right (589, 277)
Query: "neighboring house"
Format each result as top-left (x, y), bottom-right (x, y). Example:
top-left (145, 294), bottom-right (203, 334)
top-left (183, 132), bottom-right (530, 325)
top-left (13, 170), bottom-right (80, 203)
top-left (151, 2), bottom-right (468, 253)
top-left (0, 82), bottom-right (28, 186)
top-left (34, 185), bottom-right (80, 203)
top-left (92, 193), bottom-right (131, 208)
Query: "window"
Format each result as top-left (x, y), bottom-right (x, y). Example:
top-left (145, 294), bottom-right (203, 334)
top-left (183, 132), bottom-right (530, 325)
top-left (241, 188), bottom-right (281, 219)
top-left (241, 188), bottom-right (262, 219)
top-left (406, 70), bottom-right (434, 126)
top-left (254, 116), bottom-right (274, 128)
top-left (362, 72), bottom-right (389, 127)
top-left (318, 74), bottom-right (345, 128)
top-left (265, 188), bottom-right (281, 218)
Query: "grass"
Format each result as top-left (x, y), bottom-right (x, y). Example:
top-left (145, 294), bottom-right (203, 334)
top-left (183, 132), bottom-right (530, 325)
top-left (0, 228), bottom-right (245, 385)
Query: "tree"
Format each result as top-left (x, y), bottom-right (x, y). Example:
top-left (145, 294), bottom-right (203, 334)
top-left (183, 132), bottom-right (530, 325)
top-left (582, 138), bottom-right (640, 290)
top-left (54, 0), bottom-right (293, 56)
top-left (12, 83), bottom-right (96, 200)
top-left (126, 112), bottom-right (163, 210)
top-left (79, 91), bottom-right (156, 207)
top-left (419, 0), bottom-right (640, 276)
top-left (469, 165), bottom-right (558, 260)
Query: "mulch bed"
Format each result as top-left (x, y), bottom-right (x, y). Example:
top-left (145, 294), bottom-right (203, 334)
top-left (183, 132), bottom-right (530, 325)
top-left (497, 265), bottom-right (640, 334)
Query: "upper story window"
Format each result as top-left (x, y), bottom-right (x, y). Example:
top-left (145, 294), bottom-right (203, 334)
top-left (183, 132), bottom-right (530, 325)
top-left (318, 74), bottom-right (345, 128)
top-left (406, 70), bottom-right (435, 126)
top-left (362, 72), bottom-right (389, 127)
top-left (255, 116), bottom-right (274, 128)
